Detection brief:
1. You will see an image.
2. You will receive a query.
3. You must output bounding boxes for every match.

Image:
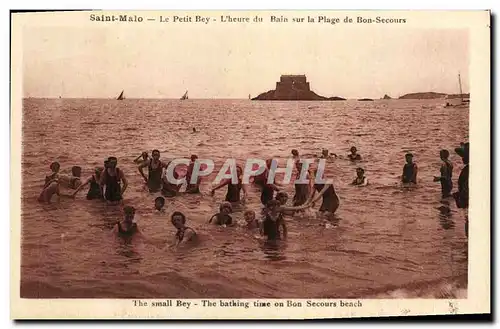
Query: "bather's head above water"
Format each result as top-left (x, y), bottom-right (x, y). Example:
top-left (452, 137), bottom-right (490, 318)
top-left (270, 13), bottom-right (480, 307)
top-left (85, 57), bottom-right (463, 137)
top-left (171, 211), bottom-right (186, 229)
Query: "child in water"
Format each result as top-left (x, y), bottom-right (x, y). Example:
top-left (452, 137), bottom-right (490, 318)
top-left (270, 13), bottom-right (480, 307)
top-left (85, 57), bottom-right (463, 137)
top-left (38, 162), bottom-right (62, 203)
top-left (401, 153), bottom-right (418, 184)
top-left (433, 149), bottom-right (453, 198)
top-left (171, 211), bottom-right (197, 246)
top-left (208, 201), bottom-right (234, 226)
top-left (351, 167), bottom-right (368, 186)
top-left (71, 167), bottom-right (104, 200)
top-left (154, 196), bottom-right (166, 213)
top-left (244, 210), bottom-right (259, 230)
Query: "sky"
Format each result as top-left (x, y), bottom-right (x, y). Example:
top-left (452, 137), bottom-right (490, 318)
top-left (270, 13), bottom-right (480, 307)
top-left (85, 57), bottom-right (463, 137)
top-left (22, 24), bottom-right (469, 99)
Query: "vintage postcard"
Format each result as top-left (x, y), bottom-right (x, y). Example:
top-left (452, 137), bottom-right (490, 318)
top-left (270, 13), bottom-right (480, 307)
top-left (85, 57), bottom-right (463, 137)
top-left (11, 10), bottom-right (490, 319)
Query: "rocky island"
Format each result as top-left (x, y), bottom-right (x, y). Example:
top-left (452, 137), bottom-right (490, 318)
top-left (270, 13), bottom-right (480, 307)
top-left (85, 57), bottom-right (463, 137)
top-left (398, 92), bottom-right (447, 99)
top-left (382, 94), bottom-right (392, 99)
top-left (252, 75), bottom-right (346, 101)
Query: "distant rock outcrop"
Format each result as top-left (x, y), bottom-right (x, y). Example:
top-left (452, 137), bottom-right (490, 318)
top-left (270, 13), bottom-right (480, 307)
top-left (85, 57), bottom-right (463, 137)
top-left (252, 75), bottom-right (345, 101)
top-left (382, 94), bottom-right (392, 99)
top-left (357, 98), bottom-right (374, 101)
top-left (398, 92), bottom-right (447, 100)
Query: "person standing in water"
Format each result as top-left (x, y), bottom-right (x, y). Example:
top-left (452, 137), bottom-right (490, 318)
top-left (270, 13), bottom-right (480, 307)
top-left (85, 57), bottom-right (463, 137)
top-left (433, 149), bottom-right (454, 198)
top-left (452, 142), bottom-right (469, 236)
top-left (253, 159), bottom-right (281, 206)
top-left (210, 165), bottom-right (248, 203)
top-left (71, 167), bottom-right (104, 200)
top-left (348, 146), bottom-right (362, 161)
top-left (138, 149), bottom-right (167, 193)
top-left (112, 206), bottom-right (143, 238)
top-left (293, 162), bottom-right (312, 206)
top-left (307, 169), bottom-right (340, 218)
top-left (401, 153), bottom-right (418, 184)
top-left (38, 161), bottom-right (62, 203)
top-left (133, 151), bottom-right (149, 165)
top-left (320, 149), bottom-right (337, 159)
top-left (185, 154), bottom-right (203, 194)
top-left (351, 167), bottom-right (368, 186)
top-left (208, 202), bottom-right (234, 226)
top-left (100, 157), bottom-right (128, 203)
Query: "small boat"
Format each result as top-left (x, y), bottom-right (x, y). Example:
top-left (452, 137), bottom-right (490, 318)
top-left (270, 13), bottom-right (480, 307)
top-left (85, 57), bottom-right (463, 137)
top-left (180, 90), bottom-right (188, 100)
top-left (445, 73), bottom-right (469, 108)
top-left (117, 90), bottom-right (125, 100)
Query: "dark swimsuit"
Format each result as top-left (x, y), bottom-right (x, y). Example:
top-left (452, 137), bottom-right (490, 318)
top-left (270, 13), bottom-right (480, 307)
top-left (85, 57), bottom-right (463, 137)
top-left (402, 163), bottom-right (417, 184)
top-left (117, 222), bottom-right (138, 237)
top-left (439, 161), bottom-right (453, 197)
top-left (176, 227), bottom-right (196, 243)
top-left (352, 176), bottom-right (366, 186)
top-left (86, 175), bottom-right (103, 200)
top-left (225, 180), bottom-right (242, 202)
top-left (255, 171), bottom-right (274, 206)
top-left (348, 154), bottom-right (361, 161)
top-left (263, 214), bottom-right (283, 241)
top-left (148, 160), bottom-right (163, 192)
top-left (103, 168), bottom-right (122, 202)
top-left (314, 183), bottom-right (339, 213)
top-left (454, 164), bottom-right (469, 209)
top-left (293, 173), bottom-right (309, 206)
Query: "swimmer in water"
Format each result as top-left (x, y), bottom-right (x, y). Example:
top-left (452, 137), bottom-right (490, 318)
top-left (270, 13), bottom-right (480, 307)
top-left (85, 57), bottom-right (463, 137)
top-left (100, 156), bottom-right (128, 203)
top-left (433, 149), bottom-right (453, 198)
top-left (38, 161), bottom-right (62, 203)
top-left (401, 153), bottom-right (418, 184)
top-left (347, 146), bottom-right (362, 161)
top-left (208, 201), bottom-right (234, 226)
top-left (210, 165), bottom-right (248, 203)
top-left (351, 167), bottom-right (368, 186)
top-left (133, 151), bottom-right (149, 165)
top-left (185, 154), bottom-right (202, 194)
top-left (192, 127), bottom-right (197, 133)
top-left (171, 211), bottom-right (197, 247)
top-left (320, 149), bottom-right (338, 159)
top-left (57, 166), bottom-right (83, 189)
top-left (244, 210), bottom-right (259, 230)
top-left (112, 206), bottom-right (143, 238)
top-left (138, 149), bottom-right (167, 193)
top-left (154, 196), bottom-right (166, 213)
top-left (71, 167), bottom-right (104, 200)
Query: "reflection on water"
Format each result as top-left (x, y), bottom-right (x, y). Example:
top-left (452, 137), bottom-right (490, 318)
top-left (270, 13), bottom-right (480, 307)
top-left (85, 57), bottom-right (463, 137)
top-left (21, 98), bottom-right (468, 298)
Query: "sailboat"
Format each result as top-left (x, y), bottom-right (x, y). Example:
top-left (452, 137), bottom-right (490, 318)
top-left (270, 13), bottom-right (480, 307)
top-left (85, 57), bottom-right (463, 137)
top-left (248, 94), bottom-right (251, 100)
top-left (180, 90), bottom-right (188, 100)
top-left (117, 90), bottom-right (125, 100)
top-left (445, 73), bottom-right (469, 108)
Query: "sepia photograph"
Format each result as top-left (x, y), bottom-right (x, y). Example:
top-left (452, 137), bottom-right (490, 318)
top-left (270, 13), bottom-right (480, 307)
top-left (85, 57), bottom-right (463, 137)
top-left (10, 9), bottom-right (490, 319)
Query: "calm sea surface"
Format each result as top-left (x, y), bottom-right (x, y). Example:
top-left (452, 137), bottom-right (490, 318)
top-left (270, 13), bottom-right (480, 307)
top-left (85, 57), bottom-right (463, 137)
top-left (20, 98), bottom-right (468, 298)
